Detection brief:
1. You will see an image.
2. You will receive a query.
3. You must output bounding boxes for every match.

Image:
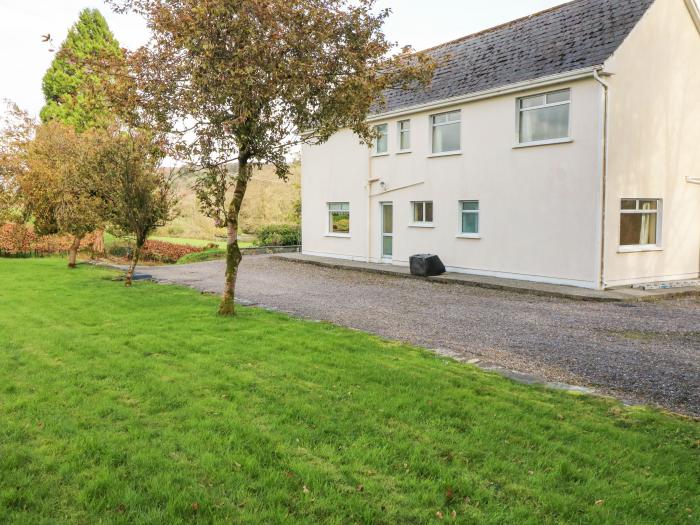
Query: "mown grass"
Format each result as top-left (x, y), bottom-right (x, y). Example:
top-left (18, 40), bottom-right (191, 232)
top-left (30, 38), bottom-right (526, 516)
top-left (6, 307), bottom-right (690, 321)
top-left (105, 233), bottom-right (253, 250)
top-left (176, 248), bottom-right (227, 264)
top-left (0, 258), bottom-right (698, 525)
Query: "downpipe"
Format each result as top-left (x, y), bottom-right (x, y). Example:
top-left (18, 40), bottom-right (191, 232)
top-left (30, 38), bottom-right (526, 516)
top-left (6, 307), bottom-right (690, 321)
top-left (593, 69), bottom-right (610, 290)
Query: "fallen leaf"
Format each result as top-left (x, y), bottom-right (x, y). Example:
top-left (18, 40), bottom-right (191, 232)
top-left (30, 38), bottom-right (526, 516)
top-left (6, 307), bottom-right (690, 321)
top-left (435, 511), bottom-right (444, 520)
top-left (302, 485), bottom-right (310, 494)
top-left (595, 500), bottom-right (604, 506)
top-left (445, 487), bottom-right (454, 502)
top-left (356, 484), bottom-right (364, 492)
top-left (191, 502), bottom-right (200, 511)
top-left (451, 510), bottom-right (457, 519)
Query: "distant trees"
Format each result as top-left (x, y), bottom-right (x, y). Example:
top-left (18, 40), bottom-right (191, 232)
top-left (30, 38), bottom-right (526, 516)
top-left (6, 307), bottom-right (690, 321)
top-left (110, 0), bottom-right (435, 315)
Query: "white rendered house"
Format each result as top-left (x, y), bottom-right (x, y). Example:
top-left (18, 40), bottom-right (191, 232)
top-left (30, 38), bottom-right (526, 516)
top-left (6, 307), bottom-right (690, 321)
top-left (301, 0), bottom-right (700, 289)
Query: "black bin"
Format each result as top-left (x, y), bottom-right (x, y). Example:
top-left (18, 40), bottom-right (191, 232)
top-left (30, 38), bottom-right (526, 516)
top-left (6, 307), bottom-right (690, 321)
top-left (409, 254), bottom-right (446, 277)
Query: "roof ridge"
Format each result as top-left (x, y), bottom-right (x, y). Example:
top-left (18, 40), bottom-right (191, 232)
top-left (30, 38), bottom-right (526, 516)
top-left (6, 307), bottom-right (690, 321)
top-left (416, 0), bottom-right (581, 54)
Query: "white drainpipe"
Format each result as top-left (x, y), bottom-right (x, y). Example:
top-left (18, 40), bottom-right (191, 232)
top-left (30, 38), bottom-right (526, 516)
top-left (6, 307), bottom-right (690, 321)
top-left (593, 68), bottom-right (610, 290)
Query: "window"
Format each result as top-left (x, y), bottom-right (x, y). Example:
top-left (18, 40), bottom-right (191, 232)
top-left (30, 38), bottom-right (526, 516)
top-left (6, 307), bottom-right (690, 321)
top-left (412, 201), bottom-right (433, 224)
top-left (431, 110), bottom-right (461, 154)
top-left (620, 199), bottom-right (661, 247)
top-left (328, 202), bottom-right (350, 234)
top-left (518, 89), bottom-right (570, 144)
top-left (460, 201), bottom-right (479, 234)
top-left (398, 120), bottom-right (411, 151)
top-left (374, 124), bottom-right (388, 155)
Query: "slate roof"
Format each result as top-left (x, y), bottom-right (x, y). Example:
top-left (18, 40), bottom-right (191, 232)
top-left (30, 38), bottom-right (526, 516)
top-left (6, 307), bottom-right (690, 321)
top-left (377, 0), bottom-right (655, 114)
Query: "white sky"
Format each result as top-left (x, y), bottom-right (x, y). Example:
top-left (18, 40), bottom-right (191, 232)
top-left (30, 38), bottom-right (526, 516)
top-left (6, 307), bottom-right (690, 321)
top-left (0, 0), bottom-right (567, 119)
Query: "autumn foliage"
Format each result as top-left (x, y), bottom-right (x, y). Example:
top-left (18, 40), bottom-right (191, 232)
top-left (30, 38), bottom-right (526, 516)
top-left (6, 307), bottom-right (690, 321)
top-left (0, 223), bottom-right (98, 256)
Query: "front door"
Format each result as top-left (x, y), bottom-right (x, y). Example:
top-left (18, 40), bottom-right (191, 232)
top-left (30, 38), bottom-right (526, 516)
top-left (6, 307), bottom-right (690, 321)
top-left (381, 202), bottom-right (393, 260)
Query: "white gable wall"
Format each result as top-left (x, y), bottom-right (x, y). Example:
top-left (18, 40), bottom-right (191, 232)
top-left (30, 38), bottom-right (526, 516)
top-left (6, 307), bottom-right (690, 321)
top-left (302, 78), bottom-right (604, 287)
top-left (603, 0), bottom-right (700, 286)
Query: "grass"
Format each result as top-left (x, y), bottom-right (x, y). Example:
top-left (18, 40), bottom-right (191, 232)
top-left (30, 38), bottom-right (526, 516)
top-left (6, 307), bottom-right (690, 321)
top-left (176, 248), bottom-right (227, 264)
top-left (105, 233), bottom-right (253, 251)
top-left (0, 258), bottom-right (698, 524)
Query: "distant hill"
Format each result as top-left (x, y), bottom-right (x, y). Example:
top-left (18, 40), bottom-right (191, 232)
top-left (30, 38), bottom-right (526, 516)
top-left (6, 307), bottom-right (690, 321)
top-left (157, 163), bottom-right (300, 240)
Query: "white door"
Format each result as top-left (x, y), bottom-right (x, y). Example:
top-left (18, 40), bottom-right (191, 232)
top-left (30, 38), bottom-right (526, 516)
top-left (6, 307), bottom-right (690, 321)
top-left (381, 203), bottom-right (393, 260)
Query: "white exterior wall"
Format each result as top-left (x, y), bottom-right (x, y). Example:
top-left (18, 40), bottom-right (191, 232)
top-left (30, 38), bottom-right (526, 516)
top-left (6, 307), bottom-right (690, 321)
top-left (602, 0), bottom-right (700, 286)
top-left (302, 78), bottom-right (604, 288)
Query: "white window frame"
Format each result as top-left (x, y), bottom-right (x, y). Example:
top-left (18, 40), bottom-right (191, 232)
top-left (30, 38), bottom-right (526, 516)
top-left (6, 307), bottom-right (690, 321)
top-left (373, 123), bottom-right (389, 156)
top-left (326, 202), bottom-right (351, 237)
top-left (457, 200), bottom-right (480, 239)
top-left (410, 201), bottom-right (434, 227)
top-left (429, 110), bottom-right (461, 156)
top-left (397, 119), bottom-right (411, 153)
top-left (618, 198), bottom-right (663, 252)
top-left (515, 89), bottom-right (572, 147)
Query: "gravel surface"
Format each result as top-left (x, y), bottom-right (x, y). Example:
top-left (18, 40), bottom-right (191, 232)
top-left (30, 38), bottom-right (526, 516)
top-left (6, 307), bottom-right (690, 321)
top-left (135, 256), bottom-right (700, 417)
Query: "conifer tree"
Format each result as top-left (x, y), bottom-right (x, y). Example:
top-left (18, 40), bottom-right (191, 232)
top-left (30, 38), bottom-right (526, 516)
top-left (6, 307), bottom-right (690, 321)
top-left (40, 8), bottom-right (123, 133)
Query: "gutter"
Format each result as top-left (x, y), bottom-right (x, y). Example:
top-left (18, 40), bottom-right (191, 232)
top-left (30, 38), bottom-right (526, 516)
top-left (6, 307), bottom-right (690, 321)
top-left (593, 68), bottom-right (611, 291)
top-left (368, 66), bottom-right (602, 122)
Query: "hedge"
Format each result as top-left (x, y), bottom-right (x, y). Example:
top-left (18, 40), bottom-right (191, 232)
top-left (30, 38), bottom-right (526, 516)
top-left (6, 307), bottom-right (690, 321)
top-left (256, 224), bottom-right (301, 247)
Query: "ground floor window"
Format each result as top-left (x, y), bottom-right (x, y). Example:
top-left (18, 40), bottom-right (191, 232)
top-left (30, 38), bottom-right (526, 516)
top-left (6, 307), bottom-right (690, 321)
top-left (412, 201), bottom-right (433, 224)
top-left (328, 202), bottom-right (350, 234)
top-left (460, 201), bottom-right (479, 234)
top-left (620, 199), bottom-right (660, 247)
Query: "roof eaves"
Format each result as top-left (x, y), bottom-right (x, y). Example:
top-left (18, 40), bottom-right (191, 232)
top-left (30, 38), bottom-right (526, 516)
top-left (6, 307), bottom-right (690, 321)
top-left (368, 65), bottom-right (602, 122)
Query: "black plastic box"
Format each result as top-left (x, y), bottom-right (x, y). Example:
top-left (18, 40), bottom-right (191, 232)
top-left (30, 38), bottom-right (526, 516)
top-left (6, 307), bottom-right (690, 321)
top-left (409, 254), bottom-right (446, 277)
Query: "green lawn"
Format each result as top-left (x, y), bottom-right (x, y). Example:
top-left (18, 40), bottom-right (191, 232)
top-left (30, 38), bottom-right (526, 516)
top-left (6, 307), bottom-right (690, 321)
top-left (106, 233), bottom-right (253, 250)
top-left (0, 258), bottom-right (698, 524)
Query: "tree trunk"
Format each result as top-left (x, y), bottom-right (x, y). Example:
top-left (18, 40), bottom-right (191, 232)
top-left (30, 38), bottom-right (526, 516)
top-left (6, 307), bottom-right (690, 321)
top-left (92, 229), bottom-right (105, 256)
top-left (67, 235), bottom-right (82, 268)
top-left (125, 244), bottom-right (142, 287)
top-left (218, 158), bottom-right (251, 316)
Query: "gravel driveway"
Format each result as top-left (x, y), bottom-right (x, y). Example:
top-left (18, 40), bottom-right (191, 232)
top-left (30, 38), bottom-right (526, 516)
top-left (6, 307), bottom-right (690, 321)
top-left (134, 256), bottom-right (700, 416)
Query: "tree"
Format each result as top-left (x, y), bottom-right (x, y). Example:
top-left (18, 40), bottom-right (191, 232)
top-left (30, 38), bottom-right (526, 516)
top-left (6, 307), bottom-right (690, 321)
top-left (0, 103), bottom-right (34, 224)
top-left (96, 129), bottom-right (177, 286)
top-left (41, 9), bottom-right (124, 132)
top-left (41, 9), bottom-right (127, 254)
top-left (20, 122), bottom-right (104, 267)
top-left (111, 0), bottom-right (434, 315)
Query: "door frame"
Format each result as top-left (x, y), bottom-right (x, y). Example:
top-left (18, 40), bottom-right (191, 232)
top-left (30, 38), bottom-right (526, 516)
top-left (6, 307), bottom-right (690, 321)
top-left (380, 201), bottom-right (393, 262)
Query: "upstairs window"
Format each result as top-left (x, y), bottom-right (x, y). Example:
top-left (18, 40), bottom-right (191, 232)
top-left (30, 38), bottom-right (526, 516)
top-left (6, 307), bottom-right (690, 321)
top-left (412, 201), bottom-right (433, 224)
top-left (374, 124), bottom-right (388, 155)
top-left (460, 201), bottom-right (480, 234)
top-left (518, 89), bottom-right (570, 144)
top-left (620, 199), bottom-right (661, 247)
top-left (431, 110), bottom-right (461, 154)
top-left (398, 120), bottom-right (411, 151)
top-left (328, 202), bottom-right (350, 234)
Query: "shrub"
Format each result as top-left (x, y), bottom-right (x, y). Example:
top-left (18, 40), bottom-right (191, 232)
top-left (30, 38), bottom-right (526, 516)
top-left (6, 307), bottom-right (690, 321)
top-left (0, 223), bottom-right (99, 256)
top-left (255, 224), bottom-right (300, 247)
top-left (140, 239), bottom-right (202, 263)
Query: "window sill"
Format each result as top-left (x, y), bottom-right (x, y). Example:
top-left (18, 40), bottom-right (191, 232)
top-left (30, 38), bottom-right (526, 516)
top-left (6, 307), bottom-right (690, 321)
top-left (409, 224), bottom-right (434, 229)
top-left (325, 233), bottom-right (351, 238)
top-left (513, 138), bottom-right (573, 149)
top-left (396, 150), bottom-right (412, 155)
top-left (456, 233), bottom-right (481, 239)
top-left (371, 152), bottom-right (390, 158)
top-left (617, 245), bottom-right (663, 253)
top-left (428, 151), bottom-right (462, 158)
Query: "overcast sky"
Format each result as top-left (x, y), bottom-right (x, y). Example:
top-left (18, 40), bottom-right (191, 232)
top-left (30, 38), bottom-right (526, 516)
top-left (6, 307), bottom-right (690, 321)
top-left (0, 0), bottom-right (566, 118)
